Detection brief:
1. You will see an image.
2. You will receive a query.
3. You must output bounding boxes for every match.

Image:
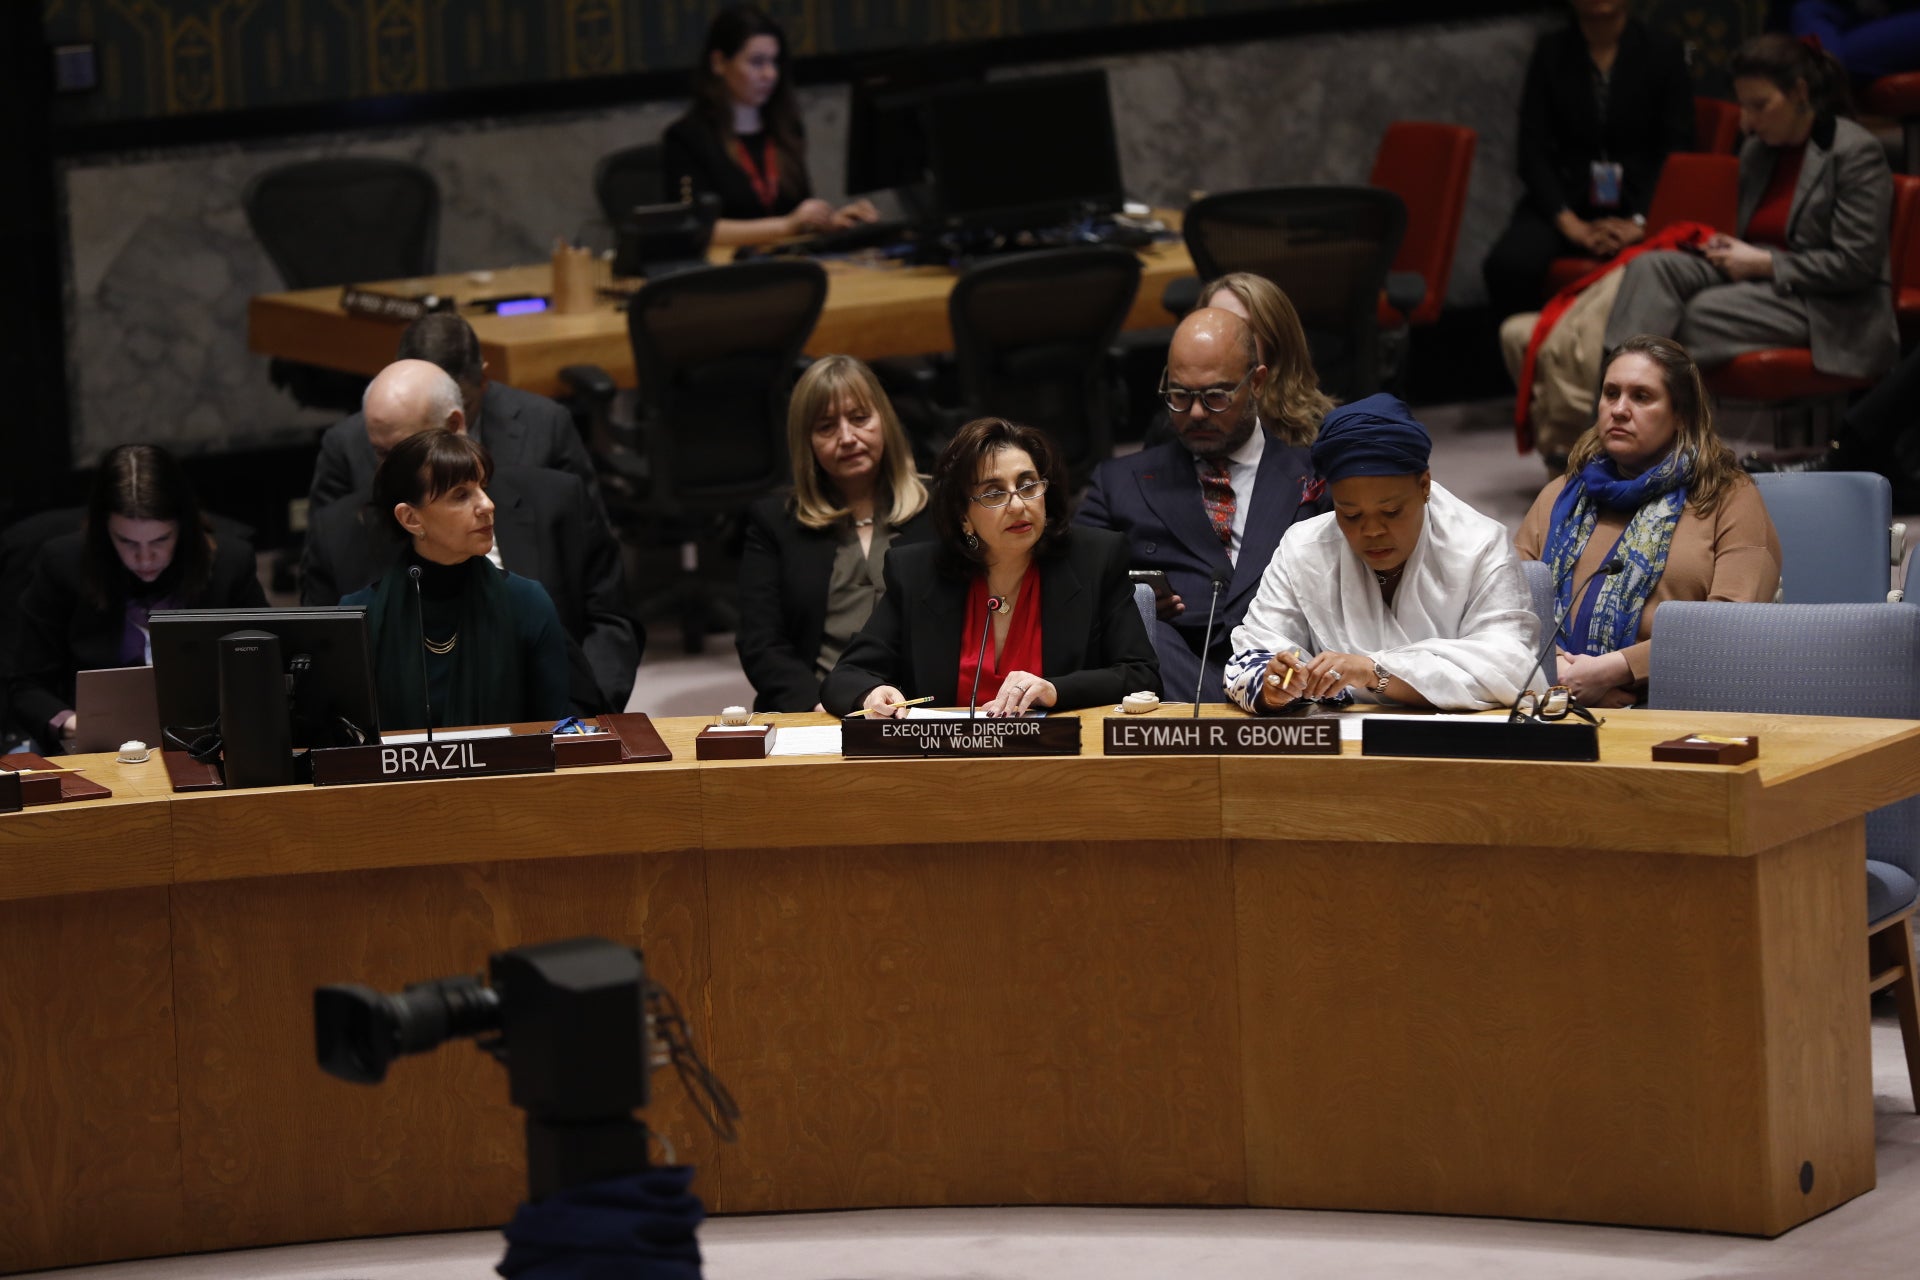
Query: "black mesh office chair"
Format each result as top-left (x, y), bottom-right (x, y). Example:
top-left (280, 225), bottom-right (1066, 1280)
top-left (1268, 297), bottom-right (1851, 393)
top-left (624, 259), bottom-right (829, 651)
top-left (594, 144), bottom-right (667, 225)
top-left (1181, 186), bottom-right (1406, 402)
top-left (244, 157), bottom-right (441, 412)
top-left (947, 246), bottom-right (1142, 486)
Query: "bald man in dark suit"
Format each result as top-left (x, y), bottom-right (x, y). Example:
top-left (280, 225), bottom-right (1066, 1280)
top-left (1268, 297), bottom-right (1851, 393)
top-left (307, 314), bottom-right (597, 513)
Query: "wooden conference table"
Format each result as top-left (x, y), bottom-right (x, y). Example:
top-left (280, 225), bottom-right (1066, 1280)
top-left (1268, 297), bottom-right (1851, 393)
top-left (247, 232), bottom-right (1197, 397)
top-left (2, 705), bottom-right (1917, 1273)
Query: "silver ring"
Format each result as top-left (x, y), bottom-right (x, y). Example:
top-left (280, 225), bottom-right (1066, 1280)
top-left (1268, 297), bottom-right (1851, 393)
top-left (1265, 672), bottom-right (1283, 687)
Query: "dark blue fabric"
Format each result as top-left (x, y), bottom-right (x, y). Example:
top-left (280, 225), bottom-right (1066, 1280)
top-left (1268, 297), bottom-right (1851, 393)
top-left (496, 1167), bottom-right (705, 1280)
top-left (1541, 449), bottom-right (1691, 655)
top-left (1308, 394), bottom-right (1431, 483)
top-left (1868, 859), bottom-right (1918, 927)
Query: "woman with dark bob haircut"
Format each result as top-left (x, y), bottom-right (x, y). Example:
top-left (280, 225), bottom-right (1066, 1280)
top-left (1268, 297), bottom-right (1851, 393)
top-left (341, 428), bottom-right (570, 730)
top-left (11, 443), bottom-right (265, 752)
top-left (820, 417), bottom-right (1159, 717)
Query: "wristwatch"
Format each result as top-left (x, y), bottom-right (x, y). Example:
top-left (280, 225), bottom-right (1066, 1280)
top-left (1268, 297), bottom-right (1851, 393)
top-left (1371, 660), bottom-right (1391, 695)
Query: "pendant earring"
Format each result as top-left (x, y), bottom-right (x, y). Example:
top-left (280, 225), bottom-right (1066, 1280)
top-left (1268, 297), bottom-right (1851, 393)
top-left (965, 531), bottom-right (980, 550)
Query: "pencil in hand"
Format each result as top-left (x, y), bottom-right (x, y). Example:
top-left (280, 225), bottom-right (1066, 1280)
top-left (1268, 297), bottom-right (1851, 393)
top-left (847, 695), bottom-right (936, 718)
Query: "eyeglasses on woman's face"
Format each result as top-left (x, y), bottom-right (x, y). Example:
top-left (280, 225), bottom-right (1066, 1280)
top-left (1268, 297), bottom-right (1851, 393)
top-left (969, 478), bottom-right (1049, 509)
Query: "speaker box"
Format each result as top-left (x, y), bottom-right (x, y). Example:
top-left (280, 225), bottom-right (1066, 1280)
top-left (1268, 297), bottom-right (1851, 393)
top-left (217, 629), bottom-right (294, 788)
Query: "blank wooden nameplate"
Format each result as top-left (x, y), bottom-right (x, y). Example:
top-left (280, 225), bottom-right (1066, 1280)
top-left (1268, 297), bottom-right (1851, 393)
top-left (842, 716), bottom-right (1080, 758)
top-left (1103, 716), bottom-right (1339, 756)
top-left (310, 732), bottom-right (556, 786)
top-left (1360, 717), bottom-right (1599, 762)
top-left (696, 724), bottom-right (776, 760)
top-left (1652, 733), bottom-right (1759, 765)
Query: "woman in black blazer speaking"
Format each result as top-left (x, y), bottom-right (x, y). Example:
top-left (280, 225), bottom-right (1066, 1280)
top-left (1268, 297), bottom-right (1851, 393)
top-left (737, 356), bottom-right (932, 712)
top-left (821, 417), bottom-right (1159, 719)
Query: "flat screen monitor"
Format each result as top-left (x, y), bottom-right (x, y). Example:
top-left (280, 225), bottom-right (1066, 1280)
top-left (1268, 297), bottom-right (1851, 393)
top-left (150, 606), bottom-right (380, 751)
top-left (845, 52), bottom-right (984, 197)
top-left (924, 70), bottom-right (1124, 226)
top-left (613, 198), bottom-right (717, 279)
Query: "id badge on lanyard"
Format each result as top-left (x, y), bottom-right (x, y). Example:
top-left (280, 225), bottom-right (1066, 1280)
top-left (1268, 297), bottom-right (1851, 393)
top-left (1590, 160), bottom-right (1624, 210)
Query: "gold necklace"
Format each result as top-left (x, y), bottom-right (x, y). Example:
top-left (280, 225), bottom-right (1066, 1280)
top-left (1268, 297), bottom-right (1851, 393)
top-left (424, 632), bottom-right (458, 656)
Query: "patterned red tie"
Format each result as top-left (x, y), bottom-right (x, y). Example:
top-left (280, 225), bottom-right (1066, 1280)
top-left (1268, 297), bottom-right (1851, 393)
top-left (1199, 458), bottom-right (1235, 551)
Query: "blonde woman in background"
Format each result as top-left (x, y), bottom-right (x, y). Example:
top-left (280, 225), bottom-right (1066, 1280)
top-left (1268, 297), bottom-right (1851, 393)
top-left (736, 355), bottom-right (932, 712)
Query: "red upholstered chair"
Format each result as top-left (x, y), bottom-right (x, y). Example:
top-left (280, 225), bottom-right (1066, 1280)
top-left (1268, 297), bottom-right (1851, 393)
top-left (1693, 96), bottom-right (1741, 155)
top-left (1897, 173), bottom-right (1920, 348)
top-left (1867, 73), bottom-right (1920, 173)
top-left (1369, 121), bottom-right (1476, 328)
top-left (1703, 173), bottom-right (1920, 423)
top-left (1540, 153), bottom-right (1740, 298)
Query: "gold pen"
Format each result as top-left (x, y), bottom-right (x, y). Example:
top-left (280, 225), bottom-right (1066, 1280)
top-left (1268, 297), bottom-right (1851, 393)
top-left (847, 696), bottom-right (936, 718)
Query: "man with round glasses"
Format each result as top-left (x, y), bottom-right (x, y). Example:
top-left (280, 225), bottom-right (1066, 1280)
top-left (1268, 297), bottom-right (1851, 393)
top-left (1076, 307), bottom-right (1327, 700)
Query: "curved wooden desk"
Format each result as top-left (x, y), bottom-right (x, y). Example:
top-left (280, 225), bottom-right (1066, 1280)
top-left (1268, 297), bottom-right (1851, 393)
top-left (3, 707), bottom-right (1917, 1272)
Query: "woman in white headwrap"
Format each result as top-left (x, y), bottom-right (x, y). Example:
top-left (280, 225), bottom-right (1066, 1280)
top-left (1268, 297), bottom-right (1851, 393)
top-left (1225, 394), bottom-right (1542, 713)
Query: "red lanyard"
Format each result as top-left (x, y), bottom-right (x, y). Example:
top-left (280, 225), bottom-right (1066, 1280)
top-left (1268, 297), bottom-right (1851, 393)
top-left (733, 138), bottom-right (780, 210)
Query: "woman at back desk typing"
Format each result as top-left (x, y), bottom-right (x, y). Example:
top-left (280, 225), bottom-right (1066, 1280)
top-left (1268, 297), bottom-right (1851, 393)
top-left (662, 5), bottom-right (879, 248)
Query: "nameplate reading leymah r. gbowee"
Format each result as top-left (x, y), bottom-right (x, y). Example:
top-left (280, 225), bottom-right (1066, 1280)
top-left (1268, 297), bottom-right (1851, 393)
top-left (1102, 716), bottom-right (1340, 756)
top-left (841, 716), bottom-right (1082, 758)
top-left (309, 733), bottom-right (557, 786)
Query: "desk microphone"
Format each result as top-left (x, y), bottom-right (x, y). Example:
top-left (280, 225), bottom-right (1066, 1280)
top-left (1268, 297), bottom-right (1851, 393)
top-left (1513, 557), bottom-right (1623, 715)
top-left (1191, 570), bottom-right (1230, 718)
top-left (408, 565), bottom-right (436, 743)
top-left (967, 596), bottom-right (1004, 720)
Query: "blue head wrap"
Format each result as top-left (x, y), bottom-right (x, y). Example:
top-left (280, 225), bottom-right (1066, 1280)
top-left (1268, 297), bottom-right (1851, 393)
top-left (1309, 393), bottom-right (1432, 483)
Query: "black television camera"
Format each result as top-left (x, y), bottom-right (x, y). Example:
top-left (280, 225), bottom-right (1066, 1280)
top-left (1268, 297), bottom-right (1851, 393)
top-left (315, 936), bottom-right (735, 1201)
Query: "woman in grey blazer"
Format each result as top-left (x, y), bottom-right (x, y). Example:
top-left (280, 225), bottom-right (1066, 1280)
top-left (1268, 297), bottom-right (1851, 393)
top-left (1603, 34), bottom-right (1898, 383)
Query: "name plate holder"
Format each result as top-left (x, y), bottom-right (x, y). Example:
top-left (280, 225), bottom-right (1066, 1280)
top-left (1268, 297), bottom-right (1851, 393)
top-left (841, 715), bottom-right (1082, 759)
top-left (1360, 717), bottom-right (1599, 762)
top-left (1102, 715), bottom-right (1340, 755)
top-left (310, 733), bottom-right (557, 786)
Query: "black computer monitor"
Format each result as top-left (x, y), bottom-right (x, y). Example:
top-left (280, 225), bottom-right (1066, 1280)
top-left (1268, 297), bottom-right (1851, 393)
top-left (150, 606), bottom-right (381, 750)
top-left (923, 70), bottom-right (1125, 227)
top-left (844, 51), bottom-right (984, 198)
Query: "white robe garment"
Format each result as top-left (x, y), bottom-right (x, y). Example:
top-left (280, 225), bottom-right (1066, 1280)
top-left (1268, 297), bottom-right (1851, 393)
top-left (1224, 482), bottom-right (1542, 712)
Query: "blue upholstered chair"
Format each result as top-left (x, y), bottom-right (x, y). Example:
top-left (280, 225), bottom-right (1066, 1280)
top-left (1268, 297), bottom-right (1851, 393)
top-left (1649, 601), bottom-right (1920, 1108)
top-left (1750, 471), bottom-right (1903, 604)
top-left (1520, 560), bottom-right (1558, 685)
top-left (1132, 583), bottom-right (1168, 694)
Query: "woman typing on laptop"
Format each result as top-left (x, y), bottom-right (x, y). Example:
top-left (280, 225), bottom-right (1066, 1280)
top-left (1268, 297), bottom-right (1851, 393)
top-left (9, 444), bottom-right (265, 755)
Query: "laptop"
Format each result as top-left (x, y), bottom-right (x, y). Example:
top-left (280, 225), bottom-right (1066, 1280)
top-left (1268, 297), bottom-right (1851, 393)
top-left (73, 666), bottom-right (163, 753)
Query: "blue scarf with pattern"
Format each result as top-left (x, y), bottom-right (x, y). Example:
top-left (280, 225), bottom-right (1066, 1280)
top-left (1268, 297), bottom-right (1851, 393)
top-left (1540, 449), bottom-right (1692, 655)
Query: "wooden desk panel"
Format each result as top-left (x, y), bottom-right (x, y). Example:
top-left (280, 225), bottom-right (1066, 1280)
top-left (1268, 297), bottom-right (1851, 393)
top-left (0, 888), bottom-right (187, 1269)
top-left (168, 761), bottom-right (704, 882)
top-left (169, 849), bottom-right (716, 1255)
top-left (702, 838), bottom-right (1244, 1213)
top-left (1233, 824), bottom-right (1872, 1235)
top-left (0, 754), bottom-right (174, 901)
top-left (246, 239), bottom-right (1195, 396)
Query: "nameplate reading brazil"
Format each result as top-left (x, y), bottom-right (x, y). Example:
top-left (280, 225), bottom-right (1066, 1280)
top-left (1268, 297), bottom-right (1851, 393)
top-left (310, 733), bottom-right (557, 786)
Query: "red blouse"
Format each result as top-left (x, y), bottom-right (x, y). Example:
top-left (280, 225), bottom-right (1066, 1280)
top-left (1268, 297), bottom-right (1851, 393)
top-left (1746, 143), bottom-right (1806, 250)
top-left (956, 567), bottom-right (1042, 706)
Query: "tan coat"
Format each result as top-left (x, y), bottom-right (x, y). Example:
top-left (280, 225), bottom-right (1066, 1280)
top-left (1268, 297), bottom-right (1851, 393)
top-left (1514, 472), bottom-right (1781, 688)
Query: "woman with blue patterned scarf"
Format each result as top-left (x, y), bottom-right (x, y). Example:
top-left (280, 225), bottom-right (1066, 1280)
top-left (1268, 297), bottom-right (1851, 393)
top-left (1516, 335), bottom-right (1781, 707)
